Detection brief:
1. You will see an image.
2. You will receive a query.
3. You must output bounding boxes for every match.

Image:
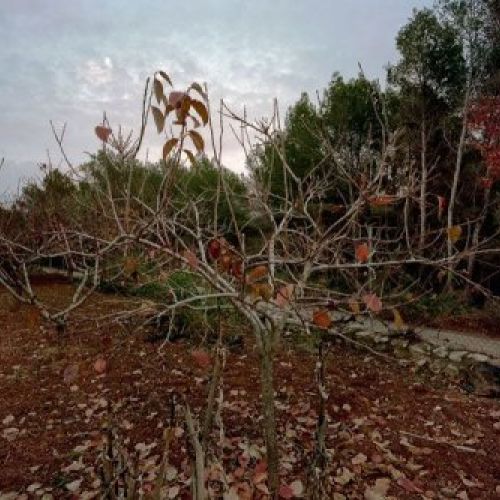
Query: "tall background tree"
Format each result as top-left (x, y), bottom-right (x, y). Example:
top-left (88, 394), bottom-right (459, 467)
top-left (388, 7), bottom-right (465, 249)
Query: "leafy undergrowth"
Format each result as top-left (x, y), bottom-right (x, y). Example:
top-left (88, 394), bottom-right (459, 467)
top-left (0, 285), bottom-right (499, 499)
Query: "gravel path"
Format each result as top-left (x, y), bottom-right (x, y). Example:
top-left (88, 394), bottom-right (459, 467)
top-left (342, 315), bottom-right (500, 363)
top-left (257, 299), bottom-right (500, 364)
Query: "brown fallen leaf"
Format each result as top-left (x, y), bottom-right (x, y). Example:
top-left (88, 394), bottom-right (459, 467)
top-left (94, 357), bottom-right (107, 374)
top-left (63, 364), bottom-right (79, 384)
top-left (364, 477), bottom-right (391, 500)
top-left (191, 349), bottom-right (212, 369)
top-left (279, 484), bottom-right (294, 499)
top-left (397, 477), bottom-right (423, 494)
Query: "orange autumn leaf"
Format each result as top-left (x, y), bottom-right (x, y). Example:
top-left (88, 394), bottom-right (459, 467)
top-left (123, 257), bottom-right (139, 275)
top-left (313, 309), bottom-right (332, 329)
top-left (151, 105), bottom-right (165, 133)
top-left (348, 297), bottom-right (361, 315)
top-left (188, 130), bottom-right (205, 153)
top-left (153, 77), bottom-right (164, 103)
top-left (246, 265), bottom-right (268, 284)
top-left (230, 259), bottom-right (243, 280)
top-left (219, 254), bottom-right (233, 272)
top-left (355, 242), bottom-right (370, 263)
top-left (168, 91), bottom-right (187, 108)
top-left (158, 70), bottom-right (173, 87)
top-left (250, 283), bottom-right (273, 301)
top-left (447, 225), bottom-right (462, 243)
top-left (392, 308), bottom-right (405, 331)
top-left (190, 99), bottom-right (209, 126)
top-left (184, 149), bottom-right (197, 165)
top-left (162, 138), bottom-right (179, 159)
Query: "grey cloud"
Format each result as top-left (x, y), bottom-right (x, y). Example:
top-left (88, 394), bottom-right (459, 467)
top-left (0, 0), bottom-right (433, 193)
top-left (0, 159), bottom-right (43, 201)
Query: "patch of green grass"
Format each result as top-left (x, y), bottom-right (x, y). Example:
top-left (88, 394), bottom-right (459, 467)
top-left (98, 270), bottom-right (248, 343)
top-left (99, 270), bottom-right (200, 301)
top-left (129, 281), bottom-right (170, 301)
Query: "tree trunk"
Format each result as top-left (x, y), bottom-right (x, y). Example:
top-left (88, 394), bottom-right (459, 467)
top-left (447, 88), bottom-right (470, 288)
top-left (419, 118), bottom-right (428, 250)
top-left (467, 186), bottom-right (491, 288)
top-left (185, 406), bottom-right (206, 500)
top-left (259, 334), bottom-right (279, 498)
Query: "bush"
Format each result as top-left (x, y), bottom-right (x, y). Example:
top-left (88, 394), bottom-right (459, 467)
top-left (121, 270), bottom-right (219, 342)
top-left (409, 292), bottom-right (469, 319)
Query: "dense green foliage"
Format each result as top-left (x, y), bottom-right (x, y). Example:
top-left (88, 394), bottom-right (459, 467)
top-left (173, 158), bottom-right (249, 230)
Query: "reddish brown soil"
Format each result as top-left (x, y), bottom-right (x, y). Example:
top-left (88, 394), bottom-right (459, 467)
top-left (0, 285), bottom-right (499, 499)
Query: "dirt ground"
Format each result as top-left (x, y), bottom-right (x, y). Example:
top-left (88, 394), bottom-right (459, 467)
top-left (0, 284), bottom-right (499, 499)
top-left (426, 312), bottom-right (500, 340)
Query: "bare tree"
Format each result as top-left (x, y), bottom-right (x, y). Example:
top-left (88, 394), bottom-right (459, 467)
top-left (0, 69), bottom-right (499, 497)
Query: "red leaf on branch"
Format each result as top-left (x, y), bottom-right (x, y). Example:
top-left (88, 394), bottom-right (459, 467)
top-left (363, 293), bottom-right (383, 313)
top-left (275, 284), bottom-right (294, 308)
top-left (207, 239), bottom-right (221, 260)
top-left (469, 96), bottom-right (500, 181)
top-left (168, 91), bottom-right (187, 108)
top-left (95, 126), bottom-right (112, 142)
top-left (437, 196), bottom-right (447, 220)
top-left (480, 177), bottom-right (493, 189)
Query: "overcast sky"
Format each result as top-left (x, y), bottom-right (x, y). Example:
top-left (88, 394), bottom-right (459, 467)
top-left (0, 0), bottom-right (433, 196)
